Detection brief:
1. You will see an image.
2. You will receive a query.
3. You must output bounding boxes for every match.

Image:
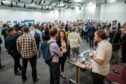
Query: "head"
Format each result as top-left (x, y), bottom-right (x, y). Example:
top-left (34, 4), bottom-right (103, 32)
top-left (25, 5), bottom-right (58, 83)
top-left (8, 28), bottom-right (16, 35)
top-left (94, 29), bottom-right (108, 43)
top-left (49, 27), bottom-right (58, 39)
top-left (122, 22), bottom-right (126, 31)
top-left (72, 28), bottom-right (76, 32)
top-left (3, 24), bottom-right (9, 29)
top-left (29, 24), bottom-right (35, 30)
top-left (23, 27), bottom-right (29, 33)
top-left (58, 30), bottom-right (66, 40)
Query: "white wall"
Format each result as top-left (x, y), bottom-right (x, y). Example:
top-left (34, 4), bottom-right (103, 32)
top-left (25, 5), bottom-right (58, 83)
top-left (0, 7), bottom-right (59, 22)
top-left (100, 2), bottom-right (126, 24)
top-left (0, 2), bottom-right (126, 24)
top-left (0, 5), bottom-right (98, 23)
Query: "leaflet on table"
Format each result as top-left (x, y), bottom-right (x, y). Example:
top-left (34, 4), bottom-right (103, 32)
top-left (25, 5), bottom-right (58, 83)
top-left (79, 50), bottom-right (96, 64)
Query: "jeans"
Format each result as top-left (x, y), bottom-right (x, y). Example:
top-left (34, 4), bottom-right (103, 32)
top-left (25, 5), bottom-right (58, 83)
top-left (59, 52), bottom-right (67, 72)
top-left (22, 56), bottom-right (37, 80)
top-left (88, 36), bottom-right (94, 48)
top-left (122, 48), bottom-right (126, 63)
top-left (8, 51), bottom-right (22, 74)
top-left (91, 72), bottom-right (105, 84)
top-left (111, 43), bottom-right (120, 64)
top-left (0, 46), bottom-right (1, 66)
top-left (71, 47), bottom-right (80, 58)
top-left (51, 62), bottom-right (60, 84)
top-left (45, 59), bottom-right (54, 84)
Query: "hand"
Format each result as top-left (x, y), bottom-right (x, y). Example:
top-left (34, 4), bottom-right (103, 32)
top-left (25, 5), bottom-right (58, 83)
top-left (89, 51), bottom-right (94, 58)
top-left (60, 47), bottom-right (62, 51)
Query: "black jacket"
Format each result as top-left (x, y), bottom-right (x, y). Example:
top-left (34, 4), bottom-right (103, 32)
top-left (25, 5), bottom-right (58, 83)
top-left (121, 33), bottom-right (126, 48)
top-left (109, 30), bottom-right (121, 43)
top-left (5, 34), bottom-right (17, 52)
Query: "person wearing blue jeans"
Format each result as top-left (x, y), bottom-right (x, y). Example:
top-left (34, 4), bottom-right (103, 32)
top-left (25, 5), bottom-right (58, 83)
top-left (48, 28), bottom-right (63, 84)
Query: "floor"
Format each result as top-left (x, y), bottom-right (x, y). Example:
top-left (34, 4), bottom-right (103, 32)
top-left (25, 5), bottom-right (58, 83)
top-left (0, 38), bottom-right (109, 84)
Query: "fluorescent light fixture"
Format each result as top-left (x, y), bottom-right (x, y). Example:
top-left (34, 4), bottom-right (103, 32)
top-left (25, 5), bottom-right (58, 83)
top-left (60, 3), bottom-right (65, 7)
top-left (74, 0), bottom-right (85, 2)
top-left (2, 0), bottom-right (11, 4)
top-left (109, 0), bottom-right (116, 3)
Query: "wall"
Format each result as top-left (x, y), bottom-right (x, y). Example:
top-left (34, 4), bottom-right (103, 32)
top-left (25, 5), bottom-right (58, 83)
top-left (0, 7), bottom-right (59, 22)
top-left (100, 2), bottom-right (126, 24)
top-left (0, 5), bottom-right (98, 23)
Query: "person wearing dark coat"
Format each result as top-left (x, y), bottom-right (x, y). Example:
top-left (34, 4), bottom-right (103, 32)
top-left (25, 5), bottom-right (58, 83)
top-left (5, 28), bottom-right (22, 75)
top-left (121, 23), bottom-right (126, 63)
top-left (87, 24), bottom-right (95, 48)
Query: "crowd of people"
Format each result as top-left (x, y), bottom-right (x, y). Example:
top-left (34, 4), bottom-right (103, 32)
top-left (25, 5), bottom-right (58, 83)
top-left (0, 20), bottom-right (126, 84)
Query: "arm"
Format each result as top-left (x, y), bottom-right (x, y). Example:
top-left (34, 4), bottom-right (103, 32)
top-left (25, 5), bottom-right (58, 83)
top-left (89, 45), bottom-right (105, 65)
top-left (53, 43), bottom-right (63, 57)
top-left (16, 38), bottom-right (21, 53)
top-left (32, 38), bottom-right (37, 55)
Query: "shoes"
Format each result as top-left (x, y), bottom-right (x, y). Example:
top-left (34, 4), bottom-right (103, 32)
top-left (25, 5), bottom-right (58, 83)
top-left (15, 71), bottom-right (22, 76)
top-left (0, 65), bottom-right (5, 69)
top-left (33, 76), bottom-right (39, 82)
top-left (61, 73), bottom-right (66, 79)
top-left (22, 78), bottom-right (27, 83)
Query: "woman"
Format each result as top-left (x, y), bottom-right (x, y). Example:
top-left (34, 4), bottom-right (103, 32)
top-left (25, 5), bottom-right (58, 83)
top-left (49, 28), bottom-right (63, 84)
top-left (121, 23), bottom-right (126, 63)
top-left (57, 30), bottom-right (68, 79)
top-left (89, 29), bottom-right (112, 84)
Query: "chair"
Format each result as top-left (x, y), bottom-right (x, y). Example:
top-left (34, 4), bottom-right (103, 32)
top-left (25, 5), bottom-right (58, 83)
top-left (105, 65), bottom-right (126, 84)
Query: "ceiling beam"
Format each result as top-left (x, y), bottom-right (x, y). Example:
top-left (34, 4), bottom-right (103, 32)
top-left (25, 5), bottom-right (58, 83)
top-left (1, 1), bottom-right (4, 5)
top-left (55, 2), bottom-right (59, 7)
top-left (31, 0), bottom-right (34, 3)
top-left (105, 0), bottom-right (107, 4)
top-left (48, 1), bottom-right (53, 6)
top-left (18, 0), bottom-right (21, 2)
top-left (39, 0), bottom-right (42, 5)
top-left (10, 2), bottom-right (13, 8)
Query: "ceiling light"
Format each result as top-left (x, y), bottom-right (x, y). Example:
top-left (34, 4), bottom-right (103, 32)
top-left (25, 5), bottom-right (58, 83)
top-left (109, 0), bottom-right (116, 3)
top-left (59, 2), bottom-right (65, 7)
top-left (74, 0), bottom-right (85, 3)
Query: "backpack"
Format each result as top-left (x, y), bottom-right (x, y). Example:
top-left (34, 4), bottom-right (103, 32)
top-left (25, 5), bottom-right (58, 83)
top-left (34, 30), bottom-right (40, 43)
top-left (39, 41), bottom-right (55, 63)
top-left (42, 30), bottom-right (50, 41)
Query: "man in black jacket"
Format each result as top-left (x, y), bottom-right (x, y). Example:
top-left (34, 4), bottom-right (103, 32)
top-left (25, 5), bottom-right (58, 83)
top-left (87, 24), bottom-right (96, 48)
top-left (0, 36), bottom-right (4, 69)
top-left (5, 28), bottom-right (22, 75)
top-left (109, 27), bottom-right (121, 64)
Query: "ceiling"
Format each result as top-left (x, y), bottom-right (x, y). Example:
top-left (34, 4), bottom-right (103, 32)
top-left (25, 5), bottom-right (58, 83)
top-left (0, 0), bottom-right (125, 11)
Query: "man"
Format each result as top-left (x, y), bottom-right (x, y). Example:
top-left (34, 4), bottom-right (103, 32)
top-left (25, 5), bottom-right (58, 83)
top-left (89, 29), bottom-right (112, 84)
top-left (0, 36), bottom-right (4, 69)
top-left (68, 28), bottom-right (81, 59)
top-left (5, 28), bottom-right (22, 75)
top-left (17, 27), bottom-right (39, 82)
top-left (29, 24), bottom-right (42, 49)
top-left (87, 24), bottom-right (95, 48)
top-left (1, 24), bottom-right (9, 40)
top-left (109, 27), bottom-right (121, 64)
top-left (121, 23), bottom-right (126, 63)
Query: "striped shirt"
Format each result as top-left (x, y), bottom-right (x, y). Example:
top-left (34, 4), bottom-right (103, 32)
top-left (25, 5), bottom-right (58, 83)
top-left (17, 33), bottom-right (37, 58)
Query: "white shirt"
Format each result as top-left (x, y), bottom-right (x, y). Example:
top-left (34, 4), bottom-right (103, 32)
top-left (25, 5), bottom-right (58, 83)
top-left (92, 40), bottom-right (112, 76)
top-left (68, 32), bottom-right (81, 48)
top-left (29, 29), bottom-right (42, 40)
